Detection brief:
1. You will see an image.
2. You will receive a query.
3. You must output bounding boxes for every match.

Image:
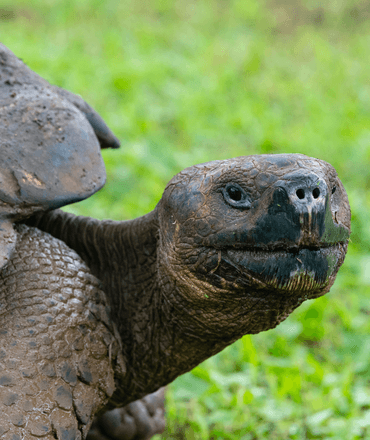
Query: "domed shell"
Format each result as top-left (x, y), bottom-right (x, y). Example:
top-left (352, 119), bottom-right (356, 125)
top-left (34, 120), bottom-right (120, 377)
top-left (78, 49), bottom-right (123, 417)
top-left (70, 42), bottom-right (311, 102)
top-left (0, 43), bottom-right (119, 220)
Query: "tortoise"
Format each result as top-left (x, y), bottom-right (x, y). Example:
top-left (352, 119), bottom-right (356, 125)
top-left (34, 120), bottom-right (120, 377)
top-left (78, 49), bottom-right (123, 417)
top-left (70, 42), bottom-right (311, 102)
top-left (0, 43), bottom-right (351, 440)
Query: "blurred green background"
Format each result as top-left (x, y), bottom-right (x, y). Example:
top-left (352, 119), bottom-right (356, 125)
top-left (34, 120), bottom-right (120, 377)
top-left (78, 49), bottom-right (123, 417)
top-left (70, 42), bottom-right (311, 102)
top-left (2, 0), bottom-right (370, 438)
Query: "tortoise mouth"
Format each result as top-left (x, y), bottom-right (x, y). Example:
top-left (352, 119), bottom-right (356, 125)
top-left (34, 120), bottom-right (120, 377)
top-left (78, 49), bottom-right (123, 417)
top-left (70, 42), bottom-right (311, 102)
top-left (220, 241), bottom-right (345, 252)
top-left (207, 242), bottom-right (347, 295)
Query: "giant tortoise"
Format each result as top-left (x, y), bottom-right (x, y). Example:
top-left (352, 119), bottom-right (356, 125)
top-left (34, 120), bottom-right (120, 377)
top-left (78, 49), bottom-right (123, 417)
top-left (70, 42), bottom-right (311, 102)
top-left (0, 44), bottom-right (351, 439)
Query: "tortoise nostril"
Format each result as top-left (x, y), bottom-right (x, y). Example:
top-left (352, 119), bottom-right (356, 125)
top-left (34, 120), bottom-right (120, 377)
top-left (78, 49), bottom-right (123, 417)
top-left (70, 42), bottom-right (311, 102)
top-left (296, 189), bottom-right (305, 199)
top-left (312, 188), bottom-right (320, 199)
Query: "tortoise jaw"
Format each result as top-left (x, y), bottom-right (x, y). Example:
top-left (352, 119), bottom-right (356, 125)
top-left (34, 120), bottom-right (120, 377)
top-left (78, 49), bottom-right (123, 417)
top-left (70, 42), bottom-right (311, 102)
top-left (215, 242), bottom-right (347, 296)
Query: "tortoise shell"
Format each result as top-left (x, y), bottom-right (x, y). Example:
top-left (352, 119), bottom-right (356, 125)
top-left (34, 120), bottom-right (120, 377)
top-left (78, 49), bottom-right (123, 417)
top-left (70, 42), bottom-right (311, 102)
top-left (0, 43), bottom-right (119, 219)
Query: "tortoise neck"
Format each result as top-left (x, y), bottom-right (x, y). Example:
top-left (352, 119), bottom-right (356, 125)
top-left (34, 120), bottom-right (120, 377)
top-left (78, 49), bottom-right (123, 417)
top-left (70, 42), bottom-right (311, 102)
top-left (113, 277), bottom-right (238, 406)
top-left (98, 209), bottom-right (160, 331)
top-left (111, 237), bottom-right (239, 405)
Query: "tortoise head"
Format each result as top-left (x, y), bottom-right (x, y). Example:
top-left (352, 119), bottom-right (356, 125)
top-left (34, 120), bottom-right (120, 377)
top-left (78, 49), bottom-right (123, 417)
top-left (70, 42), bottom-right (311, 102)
top-left (157, 154), bottom-right (350, 337)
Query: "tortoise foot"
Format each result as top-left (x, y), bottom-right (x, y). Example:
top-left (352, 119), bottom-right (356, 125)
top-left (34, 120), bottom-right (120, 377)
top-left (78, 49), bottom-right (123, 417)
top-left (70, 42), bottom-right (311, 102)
top-left (87, 387), bottom-right (166, 440)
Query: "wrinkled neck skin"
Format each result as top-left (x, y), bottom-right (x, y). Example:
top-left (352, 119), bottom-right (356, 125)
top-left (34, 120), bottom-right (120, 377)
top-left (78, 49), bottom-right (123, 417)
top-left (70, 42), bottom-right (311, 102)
top-left (102, 210), bottom-right (247, 405)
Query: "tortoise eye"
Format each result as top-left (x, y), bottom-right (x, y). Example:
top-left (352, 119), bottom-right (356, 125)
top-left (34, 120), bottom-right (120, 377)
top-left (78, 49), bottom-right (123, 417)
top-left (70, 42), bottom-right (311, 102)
top-left (332, 186), bottom-right (336, 195)
top-left (227, 186), bottom-right (242, 201)
top-left (222, 183), bottom-right (251, 209)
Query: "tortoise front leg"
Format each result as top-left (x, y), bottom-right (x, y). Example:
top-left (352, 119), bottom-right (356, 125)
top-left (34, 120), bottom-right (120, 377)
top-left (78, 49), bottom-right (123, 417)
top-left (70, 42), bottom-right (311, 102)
top-left (0, 225), bottom-right (125, 439)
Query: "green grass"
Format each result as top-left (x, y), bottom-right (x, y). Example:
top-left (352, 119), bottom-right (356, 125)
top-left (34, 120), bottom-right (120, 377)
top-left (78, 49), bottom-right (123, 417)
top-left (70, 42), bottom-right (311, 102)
top-left (2, 0), bottom-right (370, 438)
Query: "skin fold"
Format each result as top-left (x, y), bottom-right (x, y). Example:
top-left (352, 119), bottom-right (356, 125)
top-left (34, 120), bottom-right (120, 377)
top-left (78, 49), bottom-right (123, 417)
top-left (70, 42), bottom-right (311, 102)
top-left (0, 43), bottom-right (351, 439)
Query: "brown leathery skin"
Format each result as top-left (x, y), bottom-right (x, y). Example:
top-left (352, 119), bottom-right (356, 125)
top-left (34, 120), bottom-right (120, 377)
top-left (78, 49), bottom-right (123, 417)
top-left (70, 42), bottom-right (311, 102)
top-left (27, 154), bottom-right (351, 430)
top-left (0, 224), bottom-right (125, 439)
top-left (27, 210), bottom-right (160, 407)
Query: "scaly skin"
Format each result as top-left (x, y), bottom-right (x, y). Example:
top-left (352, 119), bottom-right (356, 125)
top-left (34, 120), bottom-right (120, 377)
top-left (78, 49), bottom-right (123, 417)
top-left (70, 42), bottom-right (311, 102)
top-left (0, 224), bottom-right (125, 439)
top-left (0, 222), bottom-right (166, 440)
